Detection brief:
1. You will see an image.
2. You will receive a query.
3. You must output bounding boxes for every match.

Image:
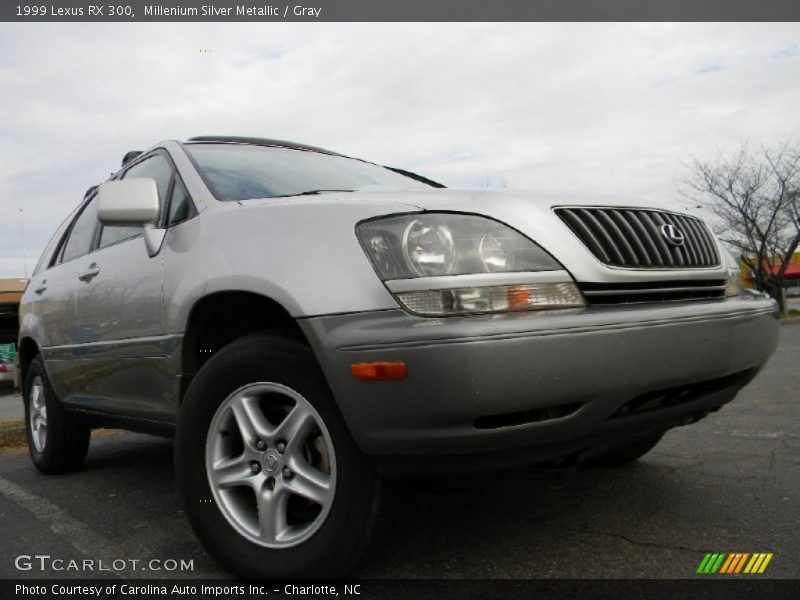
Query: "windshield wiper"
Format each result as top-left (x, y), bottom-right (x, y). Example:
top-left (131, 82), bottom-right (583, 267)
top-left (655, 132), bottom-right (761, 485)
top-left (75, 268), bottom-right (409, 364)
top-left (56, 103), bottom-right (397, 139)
top-left (274, 189), bottom-right (355, 198)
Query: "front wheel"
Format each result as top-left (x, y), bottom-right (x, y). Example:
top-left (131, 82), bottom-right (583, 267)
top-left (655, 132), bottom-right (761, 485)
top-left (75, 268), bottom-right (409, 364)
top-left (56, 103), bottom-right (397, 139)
top-left (175, 333), bottom-right (379, 579)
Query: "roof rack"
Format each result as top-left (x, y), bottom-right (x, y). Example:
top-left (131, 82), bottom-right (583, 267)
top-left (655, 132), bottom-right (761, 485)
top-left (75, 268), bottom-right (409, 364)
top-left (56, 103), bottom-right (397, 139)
top-left (122, 150), bottom-right (143, 166)
top-left (186, 136), bottom-right (342, 156)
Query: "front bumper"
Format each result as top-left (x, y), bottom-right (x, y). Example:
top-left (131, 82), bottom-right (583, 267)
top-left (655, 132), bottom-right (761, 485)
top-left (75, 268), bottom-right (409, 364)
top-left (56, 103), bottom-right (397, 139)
top-left (300, 297), bottom-right (779, 474)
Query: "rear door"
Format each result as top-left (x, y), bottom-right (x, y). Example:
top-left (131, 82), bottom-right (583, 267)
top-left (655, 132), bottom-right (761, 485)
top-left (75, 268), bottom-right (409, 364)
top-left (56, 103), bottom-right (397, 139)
top-left (33, 197), bottom-right (100, 399)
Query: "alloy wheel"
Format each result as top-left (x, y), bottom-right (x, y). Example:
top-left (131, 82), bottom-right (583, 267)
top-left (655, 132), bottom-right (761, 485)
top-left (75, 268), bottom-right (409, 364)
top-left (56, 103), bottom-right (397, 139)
top-left (205, 382), bottom-right (337, 548)
top-left (29, 376), bottom-right (47, 452)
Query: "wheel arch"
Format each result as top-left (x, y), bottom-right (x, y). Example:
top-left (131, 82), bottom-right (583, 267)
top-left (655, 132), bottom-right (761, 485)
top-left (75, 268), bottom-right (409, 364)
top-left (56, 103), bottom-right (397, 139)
top-left (180, 290), bottom-right (314, 402)
top-left (17, 336), bottom-right (40, 395)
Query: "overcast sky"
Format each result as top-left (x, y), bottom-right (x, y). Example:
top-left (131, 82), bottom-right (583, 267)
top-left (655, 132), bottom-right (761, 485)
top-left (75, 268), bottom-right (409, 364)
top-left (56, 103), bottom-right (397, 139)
top-left (0, 22), bottom-right (798, 277)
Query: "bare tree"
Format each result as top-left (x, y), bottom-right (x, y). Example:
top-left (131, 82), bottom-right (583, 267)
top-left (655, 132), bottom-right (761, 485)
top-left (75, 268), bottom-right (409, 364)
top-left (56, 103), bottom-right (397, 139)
top-left (681, 142), bottom-right (800, 314)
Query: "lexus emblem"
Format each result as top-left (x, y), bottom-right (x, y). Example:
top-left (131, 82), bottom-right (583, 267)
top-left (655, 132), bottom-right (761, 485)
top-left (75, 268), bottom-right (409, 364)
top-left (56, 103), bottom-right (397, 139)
top-left (262, 451), bottom-right (281, 474)
top-left (660, 224), bottom-right (685, 247)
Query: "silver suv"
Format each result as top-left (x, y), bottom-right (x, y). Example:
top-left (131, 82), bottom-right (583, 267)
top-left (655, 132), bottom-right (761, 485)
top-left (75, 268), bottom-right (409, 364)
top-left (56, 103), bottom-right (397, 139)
top-left (18, 137), bottom-right (779, 578)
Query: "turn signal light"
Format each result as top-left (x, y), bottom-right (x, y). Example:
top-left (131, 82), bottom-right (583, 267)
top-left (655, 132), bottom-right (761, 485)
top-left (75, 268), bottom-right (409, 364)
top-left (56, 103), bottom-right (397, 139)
top-left (351, 361), bottom-right (407, 381)
top-left (506, 285), bottom-right (532, 309)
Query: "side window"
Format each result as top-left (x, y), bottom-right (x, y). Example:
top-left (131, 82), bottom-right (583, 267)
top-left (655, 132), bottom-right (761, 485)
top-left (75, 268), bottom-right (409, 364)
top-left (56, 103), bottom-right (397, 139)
top-left (60, 197), bottom-right (99, 264)
top-left (166, 177), bottom-right (196, 227)
top-left (124, 153), bottom-right (173, 203)
top-left (98, 153), bottom-right (173, 249)
top-left (98, 224), bottom-right (142, 249)
top-left (36, 205), bottom-right (81, 274)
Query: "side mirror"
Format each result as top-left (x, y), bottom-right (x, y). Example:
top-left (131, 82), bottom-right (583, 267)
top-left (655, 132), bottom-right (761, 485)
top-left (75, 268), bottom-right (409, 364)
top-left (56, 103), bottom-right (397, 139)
top-left (98, 178), bottom-right (165, 257)
top-left (97, 179), bottom-right (160, 225)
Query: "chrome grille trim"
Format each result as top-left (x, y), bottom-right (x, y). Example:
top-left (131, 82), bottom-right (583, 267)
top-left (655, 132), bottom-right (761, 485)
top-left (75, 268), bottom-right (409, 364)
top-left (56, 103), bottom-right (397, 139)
top-left (579, 279), bottom-right (727, 305)
top-left (581, 285), bottom-right (726, 296)
top-left (555, 207), bottom-right (721, 269)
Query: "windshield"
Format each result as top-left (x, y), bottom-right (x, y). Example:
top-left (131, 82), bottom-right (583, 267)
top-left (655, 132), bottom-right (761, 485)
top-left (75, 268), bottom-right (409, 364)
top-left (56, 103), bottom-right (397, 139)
top-left (185, 143), bottom-right (435, 201)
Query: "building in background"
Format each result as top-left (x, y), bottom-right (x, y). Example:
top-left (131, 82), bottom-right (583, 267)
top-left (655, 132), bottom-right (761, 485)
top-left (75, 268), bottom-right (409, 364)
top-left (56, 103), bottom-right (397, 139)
top-left (0, 278), bottom-right (28, 387)
top-left (740, 251), bottom-right (800, 297)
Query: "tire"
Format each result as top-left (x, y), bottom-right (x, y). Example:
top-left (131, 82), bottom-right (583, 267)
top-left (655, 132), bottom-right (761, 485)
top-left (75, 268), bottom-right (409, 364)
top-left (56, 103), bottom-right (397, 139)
top-left (583, 433), bottom-right (664, 468)
top-left (175, 333), bottom-right (379, 579)
top-left (24, 355), bottom-right (91, 474)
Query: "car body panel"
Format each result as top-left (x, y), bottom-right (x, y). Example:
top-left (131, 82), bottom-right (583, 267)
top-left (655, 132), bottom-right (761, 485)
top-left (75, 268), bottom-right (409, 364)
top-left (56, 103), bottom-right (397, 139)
top-left (43, 334), bottom-right (181, 422)
top-left (22, 259), bottom-right (81, 350)
top-left (161, 196), bottom-right (423, 327)
top-left (46, 236), bottom-right (177, 420)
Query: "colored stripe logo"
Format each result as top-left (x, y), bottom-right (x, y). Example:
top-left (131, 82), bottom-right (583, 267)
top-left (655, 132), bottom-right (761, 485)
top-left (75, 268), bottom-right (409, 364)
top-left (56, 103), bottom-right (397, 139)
top-left (697, 552), bottom-right (773, 574)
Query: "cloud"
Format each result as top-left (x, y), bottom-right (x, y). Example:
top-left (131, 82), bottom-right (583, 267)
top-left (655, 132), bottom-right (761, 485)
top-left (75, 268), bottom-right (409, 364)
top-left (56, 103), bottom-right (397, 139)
top-left (0, 22), bottom-right (798, 276)
top-left (695, 61), bottom-right (726, 75)
top-left (772, 44), bottom-right (800, 59)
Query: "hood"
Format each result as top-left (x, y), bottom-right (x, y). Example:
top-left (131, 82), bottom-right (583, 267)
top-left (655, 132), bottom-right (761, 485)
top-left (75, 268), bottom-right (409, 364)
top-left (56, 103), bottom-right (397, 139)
top-left (385, 188), bottom-right (675, 213)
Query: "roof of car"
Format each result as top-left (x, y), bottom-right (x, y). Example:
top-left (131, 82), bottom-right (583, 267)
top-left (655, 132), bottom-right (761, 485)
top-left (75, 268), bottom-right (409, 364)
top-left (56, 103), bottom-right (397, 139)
top-left (186, 136), bottom-right (343, 156)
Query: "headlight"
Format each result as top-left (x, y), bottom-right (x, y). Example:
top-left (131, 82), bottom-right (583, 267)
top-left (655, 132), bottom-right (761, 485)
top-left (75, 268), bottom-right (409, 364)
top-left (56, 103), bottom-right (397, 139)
top-left (357, 213), bottom-right (561, 279)
top-left (478, 233), bottom-right (515, 272)
top-left (402, 219), bottom-right (457, 276)
top-left (356, 213), bottom-right (585, 316)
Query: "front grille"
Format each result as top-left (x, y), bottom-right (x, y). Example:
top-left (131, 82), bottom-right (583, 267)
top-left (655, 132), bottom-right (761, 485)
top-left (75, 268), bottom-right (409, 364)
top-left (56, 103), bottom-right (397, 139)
top-left (579, 280), bottom-right (726, 305)
top-left (556, 207), bottom-right (720, 268)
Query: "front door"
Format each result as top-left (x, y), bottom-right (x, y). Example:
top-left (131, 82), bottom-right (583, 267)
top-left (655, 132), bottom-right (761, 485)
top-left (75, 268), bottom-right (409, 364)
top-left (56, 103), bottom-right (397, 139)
top-left (70, 152), bottom-right (176, 421)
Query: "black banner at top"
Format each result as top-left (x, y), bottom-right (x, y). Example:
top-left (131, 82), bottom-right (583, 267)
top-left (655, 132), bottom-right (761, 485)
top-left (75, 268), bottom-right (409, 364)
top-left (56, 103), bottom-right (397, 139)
top-left (2, 0), bottom-right (800, 22)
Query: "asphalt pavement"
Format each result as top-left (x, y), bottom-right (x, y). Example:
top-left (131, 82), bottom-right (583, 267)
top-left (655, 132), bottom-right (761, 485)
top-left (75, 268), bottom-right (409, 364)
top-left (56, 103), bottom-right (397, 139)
top-left (0, 387), bottom-right (22, 421)
top-left (0, 324), bottom-right (798, 579)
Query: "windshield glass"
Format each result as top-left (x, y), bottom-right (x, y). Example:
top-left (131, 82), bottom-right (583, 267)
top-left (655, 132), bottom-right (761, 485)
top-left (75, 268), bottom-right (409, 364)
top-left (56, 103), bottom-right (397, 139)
top-left (185, 143), bottom-right (434, 201)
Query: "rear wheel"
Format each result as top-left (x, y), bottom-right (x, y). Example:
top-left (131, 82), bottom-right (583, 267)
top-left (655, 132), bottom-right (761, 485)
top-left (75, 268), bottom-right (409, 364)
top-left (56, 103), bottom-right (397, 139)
top-left (583, 433), bottom-right (664, 468)
top-left (175, 333), bottom-right (378, 579)
top-left (24, 356), bottom-right (91, 474)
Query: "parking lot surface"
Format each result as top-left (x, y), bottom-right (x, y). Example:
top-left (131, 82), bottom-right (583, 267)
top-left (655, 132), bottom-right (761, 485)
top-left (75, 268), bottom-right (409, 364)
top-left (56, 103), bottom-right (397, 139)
top-left (0, 324), bottom-right (798, 579)
top-left (0, 388), bottom-right (22, 422)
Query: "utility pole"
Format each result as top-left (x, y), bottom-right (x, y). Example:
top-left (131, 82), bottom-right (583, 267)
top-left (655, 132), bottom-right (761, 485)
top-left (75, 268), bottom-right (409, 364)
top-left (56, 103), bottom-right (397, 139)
top-left (18, 208), bottom-right (28, 279)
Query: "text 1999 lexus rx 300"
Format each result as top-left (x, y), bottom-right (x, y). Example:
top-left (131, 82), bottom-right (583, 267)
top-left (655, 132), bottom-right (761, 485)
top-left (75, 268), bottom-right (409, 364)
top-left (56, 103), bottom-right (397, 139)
top-left (17, 137), bottom-right (779, 578)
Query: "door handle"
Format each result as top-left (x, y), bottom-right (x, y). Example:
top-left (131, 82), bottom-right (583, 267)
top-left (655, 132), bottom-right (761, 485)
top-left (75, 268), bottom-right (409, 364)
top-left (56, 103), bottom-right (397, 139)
top-left (78, 264), bottom-right (101, 281)
top-left (34, 280), bottom-right (47, 294)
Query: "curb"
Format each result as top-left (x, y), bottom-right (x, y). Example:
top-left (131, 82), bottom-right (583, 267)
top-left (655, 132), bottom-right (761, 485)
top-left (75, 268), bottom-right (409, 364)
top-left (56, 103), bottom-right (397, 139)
top-left (781, 316), bottom-right (800, 325)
